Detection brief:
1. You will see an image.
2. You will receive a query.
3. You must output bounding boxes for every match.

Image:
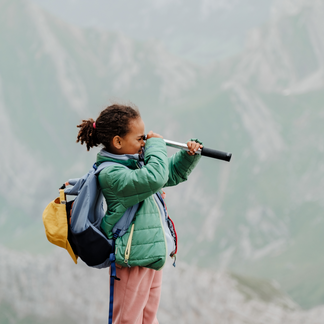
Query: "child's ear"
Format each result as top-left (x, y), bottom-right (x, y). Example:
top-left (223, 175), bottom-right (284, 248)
top-left (112, 136), bottom-right (123, 150)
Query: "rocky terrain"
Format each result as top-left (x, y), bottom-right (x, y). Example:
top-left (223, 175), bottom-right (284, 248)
top-left (1, 245), bottom-right (324, 324)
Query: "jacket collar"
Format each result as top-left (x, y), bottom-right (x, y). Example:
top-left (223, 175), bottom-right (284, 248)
top-left (99, 149), bottom-right (141, 161)
top-left (96, 149), bottom-right (144, 169)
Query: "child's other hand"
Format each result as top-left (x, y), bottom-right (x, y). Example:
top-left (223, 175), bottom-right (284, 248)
top-left (187, 141), bottom-right (203, 155)
top-left (146, 131), bottom-right (163, 139)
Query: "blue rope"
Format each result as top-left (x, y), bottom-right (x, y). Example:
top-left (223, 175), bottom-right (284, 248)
top-left (109, 252), bottom-right (117, 324)
top-left (108, 229), bottom-right (121, 324)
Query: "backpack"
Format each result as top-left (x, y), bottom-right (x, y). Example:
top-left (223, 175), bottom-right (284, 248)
top-left (43, 161), bottom-right (139, 324)
top-left (63, 161), bottom-right (139, 269)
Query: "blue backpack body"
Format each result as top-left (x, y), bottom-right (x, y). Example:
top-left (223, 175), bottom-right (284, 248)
top-left (63, 162), bottom-right (139, 269)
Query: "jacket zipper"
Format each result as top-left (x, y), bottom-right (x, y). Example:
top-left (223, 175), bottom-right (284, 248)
top-left (124, 223), bottom-right (135, 266)
top-left (123, 163), bottom-right (139, 267)
top-left (152, 195), bottom-right (168, 270)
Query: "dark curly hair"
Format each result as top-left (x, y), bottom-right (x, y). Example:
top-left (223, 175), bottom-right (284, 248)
top-left (76, 104), bottom-right (141, 151)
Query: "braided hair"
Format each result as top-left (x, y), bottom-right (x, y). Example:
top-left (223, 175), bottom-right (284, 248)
top-left (76, 104), bottom-right (141, 151)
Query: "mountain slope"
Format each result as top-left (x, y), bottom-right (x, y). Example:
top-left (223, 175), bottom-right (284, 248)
top-left (1, 0), bottom-right (324, 310)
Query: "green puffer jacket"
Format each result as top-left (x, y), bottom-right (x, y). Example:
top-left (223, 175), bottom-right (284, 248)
top-left (98, 137), bottom-right (201, 270)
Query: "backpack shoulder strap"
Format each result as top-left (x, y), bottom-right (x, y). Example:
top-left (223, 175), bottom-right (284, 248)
top-left (96, 161), bottom-right (139, 237)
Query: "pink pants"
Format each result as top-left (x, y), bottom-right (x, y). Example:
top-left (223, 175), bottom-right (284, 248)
top-left (111, 265), bottom-right (163, 324)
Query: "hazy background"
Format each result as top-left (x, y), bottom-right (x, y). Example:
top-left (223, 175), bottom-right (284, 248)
top-left (1, 0), bottom-right (324, 323)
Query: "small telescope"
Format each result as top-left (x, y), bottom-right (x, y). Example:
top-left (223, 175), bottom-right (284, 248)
top-left (164, 139), bottom-right (232, 162)
top-left (144, 135), bottom-right (232, 162)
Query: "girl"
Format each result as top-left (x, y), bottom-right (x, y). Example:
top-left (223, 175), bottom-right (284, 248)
top-left (76, 103), bottom-right (202, 324)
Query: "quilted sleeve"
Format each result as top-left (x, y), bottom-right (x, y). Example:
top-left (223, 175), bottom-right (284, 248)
top-left (99, 138), bottom-right (169, 208)
top-left (164, 138), bottom-right (202, 187)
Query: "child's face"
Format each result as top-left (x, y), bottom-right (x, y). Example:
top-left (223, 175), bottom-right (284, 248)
top-left (118, 117), bottom-right (146, 155)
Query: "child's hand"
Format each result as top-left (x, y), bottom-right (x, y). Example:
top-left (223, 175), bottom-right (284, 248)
top-left (146, 131), bottom-right (163, 139)
top-left (187, 141), bottom-right (203, 156)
